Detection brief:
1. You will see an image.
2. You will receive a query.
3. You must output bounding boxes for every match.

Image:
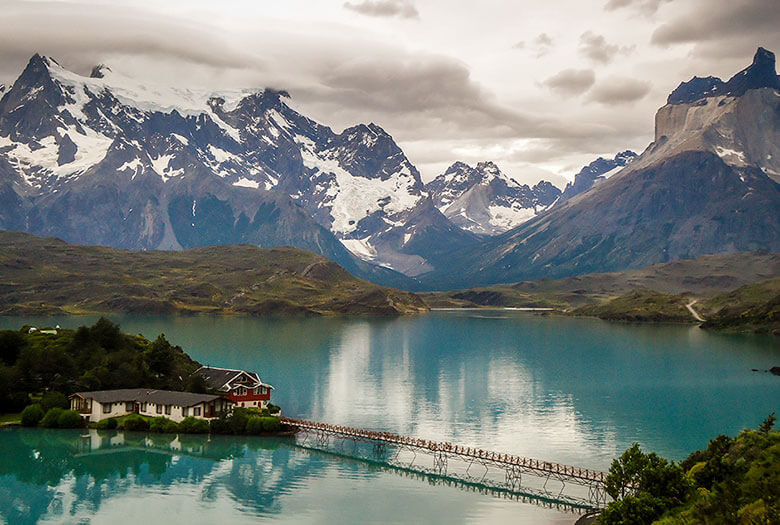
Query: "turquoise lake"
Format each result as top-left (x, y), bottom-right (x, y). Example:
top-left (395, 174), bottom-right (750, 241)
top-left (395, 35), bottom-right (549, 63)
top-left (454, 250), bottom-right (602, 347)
top-left (1, 312), bottom-right (778, 524)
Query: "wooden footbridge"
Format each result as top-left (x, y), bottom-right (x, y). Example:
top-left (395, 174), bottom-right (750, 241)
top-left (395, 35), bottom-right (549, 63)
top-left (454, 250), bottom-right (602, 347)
top-left (281, 417), bottom-right (612, 510)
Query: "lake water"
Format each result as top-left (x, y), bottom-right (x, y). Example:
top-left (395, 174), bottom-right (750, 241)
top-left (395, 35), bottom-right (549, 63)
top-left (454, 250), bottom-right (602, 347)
top-left (1, 312), bottom-right (778, 524)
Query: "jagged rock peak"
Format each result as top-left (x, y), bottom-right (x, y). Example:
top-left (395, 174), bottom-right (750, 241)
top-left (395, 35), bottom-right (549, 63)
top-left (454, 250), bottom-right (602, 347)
top-left (668, 47), bottom-right (780, 105)
top-left (89, 64), bottom-right (111, 78)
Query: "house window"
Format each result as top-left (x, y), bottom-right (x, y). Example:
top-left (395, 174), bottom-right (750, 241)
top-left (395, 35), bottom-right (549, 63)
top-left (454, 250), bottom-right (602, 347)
top-left (156, 404), bottom-right (163, 414)
top-left (193, 407), bottom-right (201, 417)
top-left (182, 407), bottom-right (189, 417)
top-left (125, 402), bottom-right (134, 412)
top-left (165, 405), bottom-right (171, 415)
top-left (140, 403), bottom-right (147, 412)
top-left (253, 387), bottom-right (258, 395)
top-left (103, 403), bottom-right (111, 414)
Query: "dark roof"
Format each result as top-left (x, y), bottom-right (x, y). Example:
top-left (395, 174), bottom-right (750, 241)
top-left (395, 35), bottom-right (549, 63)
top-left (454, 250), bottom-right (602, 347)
top-left (71, 389), bottom-right (226, 407)
top-left (196, 366), bottom-right (272, 391)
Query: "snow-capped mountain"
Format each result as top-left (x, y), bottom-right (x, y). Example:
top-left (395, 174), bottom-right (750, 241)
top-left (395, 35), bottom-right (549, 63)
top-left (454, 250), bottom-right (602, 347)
top-left (557, 151), bottom-right (636, 203)
top-left (0, 54), bottom-right (477, 279)
top-left (419, 47), bottom-right (780, 289)
top-left (426, 161), bottom-right (561, 235)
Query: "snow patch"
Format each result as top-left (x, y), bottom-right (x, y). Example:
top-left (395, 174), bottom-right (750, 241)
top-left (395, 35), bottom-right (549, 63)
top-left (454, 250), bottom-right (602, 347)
top-left (487, 204), bottom-right (537, 232)
top-left (715, 146), bottom-right (747, 164)
top-left (341, 238), bottom-right (377, 260)
top-left (233, 178), bottom-right (260, 189)
top-left (300, 148), bottom-right (422, 234)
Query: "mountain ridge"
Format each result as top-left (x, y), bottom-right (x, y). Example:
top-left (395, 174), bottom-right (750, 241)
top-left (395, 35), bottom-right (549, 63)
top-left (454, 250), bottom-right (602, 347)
top-left (414, 47), bottom-right (780, 290)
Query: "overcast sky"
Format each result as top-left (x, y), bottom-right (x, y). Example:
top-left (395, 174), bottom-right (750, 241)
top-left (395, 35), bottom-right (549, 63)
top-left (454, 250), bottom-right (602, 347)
top-left (1, 0), bottom-right (778, 186)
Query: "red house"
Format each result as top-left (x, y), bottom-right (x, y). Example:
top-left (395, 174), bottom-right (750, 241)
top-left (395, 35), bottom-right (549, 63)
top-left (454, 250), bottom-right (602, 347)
top-left (195, 366), bottom-right (274, 409)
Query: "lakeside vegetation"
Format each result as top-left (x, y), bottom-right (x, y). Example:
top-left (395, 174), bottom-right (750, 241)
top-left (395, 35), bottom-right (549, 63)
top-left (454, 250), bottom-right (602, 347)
top-left (0, 317), bottom-right (200, 414)
top-left (0, 231), bottom-right (426, 316)
top-left (600, 414), bottom-right (779, 524)
top-left (3, 318), bottom-right (287, 436)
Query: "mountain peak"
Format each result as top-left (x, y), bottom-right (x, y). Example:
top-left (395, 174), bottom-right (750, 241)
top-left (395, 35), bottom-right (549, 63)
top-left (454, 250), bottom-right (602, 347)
top-left (89, 64), bottom-right (112, 79)
top-left (667, 47), bottom-right (780, 105)
top-left (722, 46), bottom-right (780, 97)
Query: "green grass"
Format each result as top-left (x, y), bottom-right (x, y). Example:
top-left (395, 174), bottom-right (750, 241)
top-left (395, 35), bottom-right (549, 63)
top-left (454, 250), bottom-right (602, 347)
top-left (0, 413), bottom-right (21, 426)
top-left (572, 289), bottom-right (695, 323)
top-left (0, 231), bottom-right (427, 316)
top-left (700, 278), bottom-right (780, 334)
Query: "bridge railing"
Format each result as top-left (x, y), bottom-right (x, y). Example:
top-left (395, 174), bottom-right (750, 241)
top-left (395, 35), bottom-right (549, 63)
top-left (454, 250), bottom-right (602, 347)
top-left (281, 417), bottom-right (608, 483)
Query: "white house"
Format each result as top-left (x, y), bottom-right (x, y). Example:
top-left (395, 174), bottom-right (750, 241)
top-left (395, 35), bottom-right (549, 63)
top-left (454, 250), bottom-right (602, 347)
top-left (69, 389), bottom-right (234, 423)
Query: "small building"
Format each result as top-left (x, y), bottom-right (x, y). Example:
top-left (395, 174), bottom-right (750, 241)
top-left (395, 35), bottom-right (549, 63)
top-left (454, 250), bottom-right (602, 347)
top-left (69, 388), bottom-right (234, 423)
top-left (195, 366), bottom-right (274, 409)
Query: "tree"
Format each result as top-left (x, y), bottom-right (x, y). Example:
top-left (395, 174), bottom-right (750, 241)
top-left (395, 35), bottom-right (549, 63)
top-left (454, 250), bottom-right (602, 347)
top-left (41, 391), bottom-right (69, 412)
top-left (758, 412), bottom-right (776, 434)
top-left (0, 331), bottom-right (26, 366)
top-left (147, 334), bottom-right (175, 377)
top-left (90, 317), bottom-right (122, 351)
top-left (185, 373), bottom-right (210, 394)
top-left (603, 443), bottom-right (692, 525)
top-left (606, 443), bottom-right (649, 500)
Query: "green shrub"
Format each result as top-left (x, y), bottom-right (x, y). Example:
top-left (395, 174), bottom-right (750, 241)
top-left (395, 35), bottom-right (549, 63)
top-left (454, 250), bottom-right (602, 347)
top-left (229, 408), bottom-right (251, 434)
top-left (40, 391), bottom-right (69, 412)
top-left (121, 414), bottom-right (150, 431)
top-left (57, 410), bottom-right (82, 428)
top-left (267, 403), bottom-right (281, 414)
top-left (209, 415), bottom-right (231, 435)
top-left (40, 407), bottom-right (65, 428)
top-left (246, 416), bottom-right (264, 434)
top-left (20, 404), bottom-right (44, 427)
top-left (150, 417), bottom-right (178, 433)
top-left (178, 416), bottom-right (209, 434)
top-left (95, 417), bottom-right (118, 430)
top-left (246, 415), bottom-right (281, 434)
top-left (261, 416), bottom-right (281, 432)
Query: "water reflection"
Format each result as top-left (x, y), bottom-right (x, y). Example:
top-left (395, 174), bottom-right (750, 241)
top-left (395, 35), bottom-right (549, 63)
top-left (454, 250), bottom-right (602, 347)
top-left (0, 428), bottom-right (579, 525)
top-left (1, 312), bottom-right (778, 524)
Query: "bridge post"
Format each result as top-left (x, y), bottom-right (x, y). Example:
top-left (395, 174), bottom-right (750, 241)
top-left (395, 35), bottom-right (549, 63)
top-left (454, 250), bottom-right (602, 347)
top-left (373, 442), bottom-right (387, 457)
top-left (506, 465), bottom-right (522, 491)
top-left (433, 451), bottom-right (447, 475)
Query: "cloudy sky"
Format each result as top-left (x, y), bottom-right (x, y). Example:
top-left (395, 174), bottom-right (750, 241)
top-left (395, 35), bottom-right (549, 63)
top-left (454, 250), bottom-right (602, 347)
top-left (1, 0), bottom-right (778, 186)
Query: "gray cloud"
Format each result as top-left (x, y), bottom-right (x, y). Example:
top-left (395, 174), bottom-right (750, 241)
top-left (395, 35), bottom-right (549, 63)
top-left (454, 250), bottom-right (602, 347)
top-left (587, 77), bottom-right (651, 104)
top-left (542, 69), bottom-right (596, 96)
top-left (651, 0), bottom-right (780, 47)
top-left (579, 31), bottom-right (633, 64)
top-left (0, 2), bottom-right (263, 82)
top-left (515, 34), bottom-right (555, 56)
top-left (344, 0), bottom-right (419, 19)
top-left (604, 0), bottom-right (672, 14)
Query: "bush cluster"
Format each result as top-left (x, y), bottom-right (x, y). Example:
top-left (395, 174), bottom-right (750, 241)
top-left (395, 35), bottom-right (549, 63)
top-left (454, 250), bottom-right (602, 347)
top-left (35, 407), bottom-right (83, 429)
top-left (602, 413), bottom-right (780, 524)
top-left (208, 407), bottom-right (282, 436)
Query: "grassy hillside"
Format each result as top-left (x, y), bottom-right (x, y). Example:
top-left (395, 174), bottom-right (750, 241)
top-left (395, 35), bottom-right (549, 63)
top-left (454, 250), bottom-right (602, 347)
top-left (423, 252), bottom-right (780, 309)
top-left (700, 278), bottom-right (780, 335)
top-left (572, 290), bottom-right (694, 323)
top-left (0, 231), bottom-right (427, 316)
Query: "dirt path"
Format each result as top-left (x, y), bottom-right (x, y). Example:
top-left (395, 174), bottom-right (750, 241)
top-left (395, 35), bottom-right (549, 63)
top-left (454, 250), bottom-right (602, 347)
top-left (686, 300), bottom-right (706, 322)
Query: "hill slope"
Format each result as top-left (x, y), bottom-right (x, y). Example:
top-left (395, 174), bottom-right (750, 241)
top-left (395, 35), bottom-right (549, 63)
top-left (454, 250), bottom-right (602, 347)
top-left (0, 231), bottom-right (427, 315)
top-left (423, 252), bottom-right (780, 309)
